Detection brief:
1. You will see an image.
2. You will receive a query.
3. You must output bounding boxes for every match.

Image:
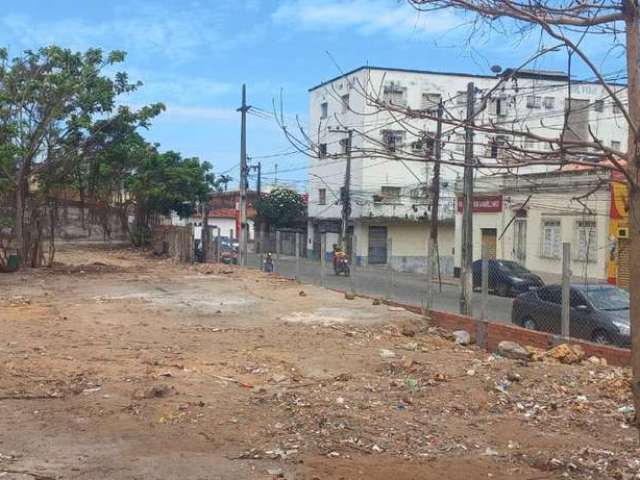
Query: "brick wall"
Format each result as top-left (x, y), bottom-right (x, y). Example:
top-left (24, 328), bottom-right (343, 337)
top-left (350, 294), bottom-right (632, 367)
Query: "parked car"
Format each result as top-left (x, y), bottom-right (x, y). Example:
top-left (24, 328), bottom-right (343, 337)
top-left (511, 283), bottom-right (630, 347)
top-left (472, 259), bottom-right (544, 297)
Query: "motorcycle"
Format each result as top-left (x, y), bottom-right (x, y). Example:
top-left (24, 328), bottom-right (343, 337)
top-left (333, 250), bottom-right (350, 276)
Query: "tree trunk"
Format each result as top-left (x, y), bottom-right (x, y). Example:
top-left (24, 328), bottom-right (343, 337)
top-left (624, 2), bottom-right (640, 431)
top-left (14, 161), bottom-right (29, 262)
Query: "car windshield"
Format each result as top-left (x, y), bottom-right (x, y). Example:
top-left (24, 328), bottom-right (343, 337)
top-left (579, 285), bottom-right (629, 311)
top-left (496, 261), bottom-right (529, 275)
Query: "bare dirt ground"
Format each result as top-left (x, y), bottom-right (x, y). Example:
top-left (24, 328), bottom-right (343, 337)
top-left (0, 245), bottom-right (638, 480)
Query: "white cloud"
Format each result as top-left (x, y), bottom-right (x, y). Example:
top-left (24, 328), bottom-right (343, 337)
top-left (272, 0), bottom-right (459, 38)
top-left (0, 3), bottom-right (257, 62)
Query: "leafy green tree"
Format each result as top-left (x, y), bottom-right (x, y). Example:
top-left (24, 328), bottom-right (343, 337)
top-left (126, 148), bottom-right (213, 245)
top-left (256, 188), bottom-right (306, 230)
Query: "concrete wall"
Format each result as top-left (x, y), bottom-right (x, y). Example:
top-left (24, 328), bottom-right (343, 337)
top-left (56, 204), bottom-right (127, 242)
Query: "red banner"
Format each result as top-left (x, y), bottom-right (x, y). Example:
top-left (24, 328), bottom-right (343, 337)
top-left (457, 195), bottom-right (503, 213)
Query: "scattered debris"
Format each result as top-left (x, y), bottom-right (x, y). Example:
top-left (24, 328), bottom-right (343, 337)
top-left (134, 384), bottom-right (171, 399)
top-left (379, 349), bottom-right (396, 359)
top-left (547, 343), bottom-right (585, 364)
top-left (496, 341), bottom-right (530, 361)
top-left (452, 330), bottom-right (471, 346)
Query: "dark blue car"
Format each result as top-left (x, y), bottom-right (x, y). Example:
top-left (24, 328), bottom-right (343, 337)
top-left (511, 284), bottom-right (630, 347)
top-left (472, 259), bottom-right (544, 297)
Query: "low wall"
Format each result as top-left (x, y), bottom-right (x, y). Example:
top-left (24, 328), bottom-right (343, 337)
top-left (329, 288), bottom-right (631, 367)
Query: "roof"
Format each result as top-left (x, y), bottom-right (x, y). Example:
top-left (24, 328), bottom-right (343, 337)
top-left (309, 66), bottom-right (626, 92)
top-left (309, 66), bottom-right (495, 92)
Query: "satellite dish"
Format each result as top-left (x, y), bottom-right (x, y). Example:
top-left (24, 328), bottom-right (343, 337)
top-left (491, 65), bottom-right (503, 74)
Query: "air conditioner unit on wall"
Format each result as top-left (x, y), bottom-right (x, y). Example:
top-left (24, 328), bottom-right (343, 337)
top-left (618, 227), bottom-right (630, 239)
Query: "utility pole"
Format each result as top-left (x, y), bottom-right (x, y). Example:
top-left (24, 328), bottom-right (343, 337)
top-left (237, 84), bottom-right (251, 267)
top-left (459, 82), bottom-right (475, 316)
top-left (426, 101), bottom-right (444, 313)
top-left (329, 127), bottom-right (353, 248)
top-left (274, 163), bottom-right (278, 187)
top-left (250, 160), bottom-right (262, 254)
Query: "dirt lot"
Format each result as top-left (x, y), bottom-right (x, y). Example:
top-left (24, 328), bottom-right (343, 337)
top-left (0, 245), bottom-right (638, 480)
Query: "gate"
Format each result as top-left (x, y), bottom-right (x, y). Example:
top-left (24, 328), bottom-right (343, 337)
top-left (368, 226), bottom-right (387, 264)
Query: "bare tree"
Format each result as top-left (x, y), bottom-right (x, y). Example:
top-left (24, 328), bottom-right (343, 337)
top-left (275, 0), bottom-right (639, 428)
top-left (404, 0), bottom-right (639, 432)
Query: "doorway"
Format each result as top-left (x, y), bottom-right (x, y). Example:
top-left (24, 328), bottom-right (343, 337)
top-left (481, 228), bottom-right (497, 259)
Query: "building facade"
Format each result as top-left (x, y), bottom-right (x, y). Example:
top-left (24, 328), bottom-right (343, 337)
top-left (453, 169), bottom-right (623, 283)
top-left (307, 66), bottom-right (627, 276)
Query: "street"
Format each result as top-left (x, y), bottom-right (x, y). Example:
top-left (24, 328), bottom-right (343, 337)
top-left (247, 255), bottom-right (515, 324)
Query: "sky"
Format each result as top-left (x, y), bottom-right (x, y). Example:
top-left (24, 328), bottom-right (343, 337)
top-left (0, 0), bottom-right (625, 190)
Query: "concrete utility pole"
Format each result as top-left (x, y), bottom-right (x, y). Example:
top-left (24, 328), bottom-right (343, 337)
top-left (459, 82), bottom-right (475, 316)
top-left (426, 101), bottom-right (444, 313)
top-left (238, 84), bottom-right (251, 267)
top-left (329, 127), bottom-right (353, 248)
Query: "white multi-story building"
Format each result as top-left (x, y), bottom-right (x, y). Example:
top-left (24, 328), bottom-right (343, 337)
top-left (306, 66), bottom-right (627, 275)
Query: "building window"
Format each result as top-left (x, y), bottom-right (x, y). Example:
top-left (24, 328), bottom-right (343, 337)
top-left (318, 188), bottom-right (326, 205)
top-left (543, 96), bottom-right (555, 109)
top-left (490, 97), bottom-right (507, 116)
top-left (594, 99), bottom-right (604, 112)
top-left (341, 94), bottom-right (350, 113)
top-left (422, 92), bottom-right (441, 111)
top-left (541, 219), bottom-right (561, 259)
top-left (487, 136), bottom-right (508, 159)
top-left (453, 133), bottom-right (465, 152)
top-left (527, 96), bottom-right (542, 109)
top-left (339, 137), bottom-right (350, 154)
top-left (320, 102), bottom-right (328, 119)
top-left (382, 82), bottom-right (407, 106)
top-left (576, 220), bottom-right (597, 262)
top-left (318, 143), bottom-right (327, 158)
top-left (612, 140), bottom-right (622, 151)
top-left (381, 186), bottom-right (401, 202)
top-left (381, 130), bottom-right (405, 152)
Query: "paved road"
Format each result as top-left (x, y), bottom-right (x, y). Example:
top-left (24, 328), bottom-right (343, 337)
top-left (247, 254), bottom-right (515, 324)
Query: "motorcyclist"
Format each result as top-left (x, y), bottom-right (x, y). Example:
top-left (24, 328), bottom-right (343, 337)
top-left (263, 252), bottom-right (274, 272)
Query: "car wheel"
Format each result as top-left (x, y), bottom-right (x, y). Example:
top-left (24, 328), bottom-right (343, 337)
top-left (522, 316), bottom-right (537, 330)
top-left (592, 330), bottom-right (612, 345)
top-left (496, 282), bottom-right (511, 297)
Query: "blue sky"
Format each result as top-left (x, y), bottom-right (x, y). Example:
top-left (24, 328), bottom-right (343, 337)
top-left (0, 0), bottom-right (624, 190)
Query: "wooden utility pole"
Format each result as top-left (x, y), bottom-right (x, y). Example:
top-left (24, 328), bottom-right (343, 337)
top-left (238, 84), bottom-right (251, 267)
top-left (459, 82), bottom-right (475, 316)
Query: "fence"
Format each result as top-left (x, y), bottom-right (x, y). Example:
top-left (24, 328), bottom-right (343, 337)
top-left (243, 233), bottom-right (630, 354)
top-left (152, 225), bottom-right (194, 263)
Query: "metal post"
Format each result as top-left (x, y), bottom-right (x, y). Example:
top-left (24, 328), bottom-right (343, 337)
top-left (216, 227), bottom-right (221, 264)
top-left (425, 240), bottom-right (434, 315)
top-left (295, 232), bottom-right (301, 280)
top-left (481, 246), bottom-right (489, 322)
top-left (561, 242), bottom-right (571, 338)
top-left (386, 237), bottom-right (393, 301)
top-left (349, 234), bottom-right (356, 295)
top-left (275, 230), bottom-right (281, 274)
top-left (320, 232), bottom-right (327, 288)
top-left (459, 82), bottom-right (475, 316)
